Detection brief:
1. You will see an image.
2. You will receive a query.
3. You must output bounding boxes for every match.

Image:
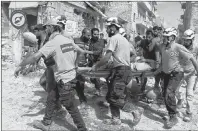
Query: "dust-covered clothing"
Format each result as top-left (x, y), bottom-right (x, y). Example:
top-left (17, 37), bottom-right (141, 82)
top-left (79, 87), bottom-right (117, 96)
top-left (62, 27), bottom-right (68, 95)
top-left (180, 44), bottom-right (198, 72)
top-left (39, 32), bottom-right (77, 83)
top-left (158, 42), bottom-right (194, 116)
top-left (159, 42), bottom-right (194, 74)
top-left (39, 32), bottom-right (87, 131)
top-left (106, 33), bottom-right (131, 68)
top-left (177, 43), bottom-right (198, 114)
top-left (105, 33), bottom-right (138, 119)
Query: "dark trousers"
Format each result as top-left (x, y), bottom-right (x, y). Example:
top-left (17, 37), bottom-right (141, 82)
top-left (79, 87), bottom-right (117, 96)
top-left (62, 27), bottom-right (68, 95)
top-left (106, 66), bottom-right (133, 118)
top-left (74, 74), bottom-right (87, 103)
top-left (90, 78), bottom-right (101, 90)
top-left (89, 61), bottom-right (101, 91)
top-left (162, 71), bottom-right (184, 115)
top-left (39, 67), bottom-right (61, 109)
top-left (154, 72), bottom-right (164, 91)
top-left (43, 79), bottom-right (87, 131)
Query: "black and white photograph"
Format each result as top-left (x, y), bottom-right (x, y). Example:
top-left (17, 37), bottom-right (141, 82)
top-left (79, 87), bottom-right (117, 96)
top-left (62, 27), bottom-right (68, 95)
top-left (1, 1), bottom-right (198, 130)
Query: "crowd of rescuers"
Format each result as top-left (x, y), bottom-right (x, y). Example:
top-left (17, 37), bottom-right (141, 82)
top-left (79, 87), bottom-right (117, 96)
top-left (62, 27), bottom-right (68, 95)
top-left (14, 15), bottom-right (198, 130)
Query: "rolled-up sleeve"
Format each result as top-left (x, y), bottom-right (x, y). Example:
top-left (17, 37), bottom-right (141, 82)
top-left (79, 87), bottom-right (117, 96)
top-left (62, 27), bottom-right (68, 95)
top-left (106, 37), bottom-right (117, 53)
top-left (39, 40), bottom-right (55, 58)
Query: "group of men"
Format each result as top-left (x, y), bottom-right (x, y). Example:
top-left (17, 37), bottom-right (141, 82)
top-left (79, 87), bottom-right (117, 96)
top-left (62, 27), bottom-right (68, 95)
top-left (14, 15), bottom-right (198, 131)
top-left (133, 25), bottom-right (198, 128)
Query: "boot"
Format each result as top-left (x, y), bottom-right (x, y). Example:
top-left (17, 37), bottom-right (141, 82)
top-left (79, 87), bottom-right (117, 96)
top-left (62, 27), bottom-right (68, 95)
top-left (131, 107), bottom-right (144, 126)
top-left (183, 111), bottom-right (192, 122)
top-left (165, 114), bottom-right (178, 129)
top-left (103, 117), bottom-right (122, 125)
top-left (53, 106), bottom-right (67, 119)
top-left (122, 103), bottom-right (144, 126)
top-left (33, 120), bottom-right (51, 131)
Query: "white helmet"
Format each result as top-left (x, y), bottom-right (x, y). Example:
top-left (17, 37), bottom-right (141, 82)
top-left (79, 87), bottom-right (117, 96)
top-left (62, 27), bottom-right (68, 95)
top-left (44, 19), bottom-right (59, 26)
top-left (163, 27), bottom-right (177, 37)
top-left (119, 28), bottom-right (126, 36)
top-left (105, 17), bottom-right (121, 28)
top-left (183, 29), bottom-right (195, 39)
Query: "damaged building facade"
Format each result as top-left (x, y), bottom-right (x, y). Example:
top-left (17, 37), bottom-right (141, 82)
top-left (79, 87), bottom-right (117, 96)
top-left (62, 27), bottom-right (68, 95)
top-left (2, 1), bottom-right (158, 41)
top-left (2, 1), bottom-right (107, 43)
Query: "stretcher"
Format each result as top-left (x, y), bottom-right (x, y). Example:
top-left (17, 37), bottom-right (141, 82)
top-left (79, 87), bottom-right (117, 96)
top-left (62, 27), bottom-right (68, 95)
top-left (77, 63), bottom-right (158, 100)
top-left (77, 63), bottom-right (156, 79)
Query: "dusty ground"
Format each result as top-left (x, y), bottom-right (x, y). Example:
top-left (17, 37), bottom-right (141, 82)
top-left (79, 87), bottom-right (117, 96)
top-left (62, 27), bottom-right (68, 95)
top-left (2, 40), bottom-right (198, 131)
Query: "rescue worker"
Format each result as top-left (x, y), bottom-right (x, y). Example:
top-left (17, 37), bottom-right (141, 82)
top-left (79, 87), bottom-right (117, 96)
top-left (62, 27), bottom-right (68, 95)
top-left (73, 28), bottom-right (91, 108)
top-left (155, 27), bottom-right (198, 129)
top-left (177, 29), bottom-right (198, 122)
top-left (91, 17), bottom-right (143, 126)
top-left (34, 22), bottom-right (65, 116)
top-left (88, 28), bottom-right (106, 96)
top-left (14, 19), bottom-right (94, 131)
top-left (38, 16), bottom-right (69, 116)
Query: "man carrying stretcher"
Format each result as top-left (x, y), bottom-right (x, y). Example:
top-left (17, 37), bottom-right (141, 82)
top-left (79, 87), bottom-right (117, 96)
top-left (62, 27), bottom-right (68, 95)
top-left (90, 17), bottom-right (144, 126)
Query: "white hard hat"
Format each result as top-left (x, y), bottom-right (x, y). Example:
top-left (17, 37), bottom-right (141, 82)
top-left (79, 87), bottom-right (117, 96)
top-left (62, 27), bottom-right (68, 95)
top-left (105, 17), bottom-right (121, 28)
top-left (119, 28), bottom-right (126, 36)
top-left (44, 19), bottom-right (59, 26)
top-left (183, 29), bottom-right (195, 39)
top-left (163, 27), bottom-right (177, 37)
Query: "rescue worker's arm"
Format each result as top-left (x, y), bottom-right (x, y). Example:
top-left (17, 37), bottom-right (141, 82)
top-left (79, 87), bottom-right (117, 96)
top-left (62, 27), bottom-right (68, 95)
top-left (72, 43), bottom-right (93, 54)
top-left (92, 50), bottom-right (112, 70)
top-left (14, 51), bottom-right (43, 77)
top-left (92, 37), bottom-right (117, 70)
top-left (76, 44), bottom-right (89, 50)
top-left (190, 57), bottom-right (198, 75)
top-left (92, 47), bottom-right (104, 55)
top-left (14, 40), bottom-right (54, 77)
